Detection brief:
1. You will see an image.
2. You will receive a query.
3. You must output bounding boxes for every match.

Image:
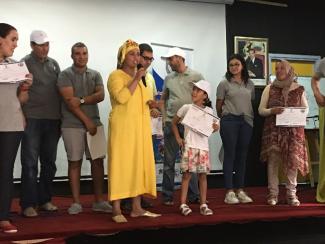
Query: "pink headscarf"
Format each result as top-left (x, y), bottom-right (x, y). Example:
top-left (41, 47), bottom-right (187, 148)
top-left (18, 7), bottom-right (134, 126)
top-left (272, 59), bottom-right (297, 88)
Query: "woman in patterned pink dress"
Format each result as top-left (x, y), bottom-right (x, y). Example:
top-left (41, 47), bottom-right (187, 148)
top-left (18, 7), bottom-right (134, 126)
top-left (259, 60), bottom-right (309, 206)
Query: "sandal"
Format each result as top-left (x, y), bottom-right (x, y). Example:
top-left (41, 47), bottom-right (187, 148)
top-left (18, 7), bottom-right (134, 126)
top-left (112, 214), bottom-right (128, 223)
top-left (180, 203), bottom-right (192, 216)
top-left (200, 204), bottom-right (213, 216)
top-left (130, 211), bottom-right (161, 218)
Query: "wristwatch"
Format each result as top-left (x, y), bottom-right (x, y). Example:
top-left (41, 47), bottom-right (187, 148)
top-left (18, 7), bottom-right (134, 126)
top-left (80, 97), bottom-right (85, 104)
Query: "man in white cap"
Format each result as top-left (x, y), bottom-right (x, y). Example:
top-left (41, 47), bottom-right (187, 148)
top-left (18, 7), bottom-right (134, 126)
top-left (160, 47), bottom-right (204, 205)
top-left (20, 30), bottom-right (61, 217)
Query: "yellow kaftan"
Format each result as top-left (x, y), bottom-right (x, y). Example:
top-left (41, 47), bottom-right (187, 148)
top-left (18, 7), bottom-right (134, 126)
top-left (107, 69), bottom-right (156, 201)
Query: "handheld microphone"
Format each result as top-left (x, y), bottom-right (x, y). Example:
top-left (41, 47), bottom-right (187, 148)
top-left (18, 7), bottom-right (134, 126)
top-left (137, 64), bottom-right (146, 87)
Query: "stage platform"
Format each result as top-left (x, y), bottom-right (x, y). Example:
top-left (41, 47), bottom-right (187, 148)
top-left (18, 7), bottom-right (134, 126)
top-left (2, 186), bottom-right (325, 243)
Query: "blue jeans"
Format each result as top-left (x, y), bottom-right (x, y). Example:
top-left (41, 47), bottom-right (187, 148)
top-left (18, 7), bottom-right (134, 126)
top-left (20, 119), bottom-right (61, 209)
top-left (220, 115), bottom-right (253, 189)
top-left (0, 132), bottom-right (23, 221)
top-left (162, 122), bottom-right (199, 202)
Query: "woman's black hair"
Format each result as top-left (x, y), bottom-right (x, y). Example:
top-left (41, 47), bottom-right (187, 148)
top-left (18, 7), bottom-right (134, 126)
top-left (0, 23), bottom-right (17, 38)
top-left (225, 53), bottom-right (250, 84)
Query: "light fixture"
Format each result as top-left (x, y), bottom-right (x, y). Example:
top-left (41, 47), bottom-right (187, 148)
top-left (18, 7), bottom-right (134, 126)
top-left (237, 0), bottom-right (288, 7)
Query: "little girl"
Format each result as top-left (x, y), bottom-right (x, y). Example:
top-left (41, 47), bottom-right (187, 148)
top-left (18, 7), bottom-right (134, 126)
top-left (172, 80), bottom-right (219, 216)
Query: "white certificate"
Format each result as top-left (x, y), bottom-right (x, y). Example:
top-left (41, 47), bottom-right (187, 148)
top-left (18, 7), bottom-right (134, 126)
top-left (86, 125), bottom-right (107, 160)
top-left (151, 116), bottom-right (163, 136)
top-left (0, 61), bottom-right (29, 83)
top-left (181, 104), bottom-right (219, 137)
top-left (276, 107), bottom-right (307, 127)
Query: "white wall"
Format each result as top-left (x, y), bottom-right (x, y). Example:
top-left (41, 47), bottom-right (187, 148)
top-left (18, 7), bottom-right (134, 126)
top-left (1, 0), bottom-right (227, 179)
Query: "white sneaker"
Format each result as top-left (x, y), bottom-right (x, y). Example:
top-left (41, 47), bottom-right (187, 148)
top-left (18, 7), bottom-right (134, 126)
top-left (224, 191), bottom-right (240, 204)
top-left (68, 203), bottom-right (82, 215)
top-left (236, 191), bottom-right (253, 203)
top-left (23, 207), bottom-right (38, 217)
top-left (267, 195), bottom-right (278, 206)
top-left (92, 201), bottom-right (112, 213)
top-left (287, 196), bottom-right (300, 206)
top-left (40, 202), bottom-right (58, 211)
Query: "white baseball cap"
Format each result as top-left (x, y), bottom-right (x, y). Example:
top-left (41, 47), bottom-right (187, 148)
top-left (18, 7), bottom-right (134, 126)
top-left (193, 80), bottom-right (211, 98)
top-left (161, 47), bottom-right (186, 59)
top-left (30, 30), bottom-right (49, 45)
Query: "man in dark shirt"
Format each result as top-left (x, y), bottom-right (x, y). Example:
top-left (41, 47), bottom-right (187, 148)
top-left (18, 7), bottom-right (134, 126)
top-left (20, 30), bottom-right (61, 217)
top-left (246, 48), bottom-right (264, 79)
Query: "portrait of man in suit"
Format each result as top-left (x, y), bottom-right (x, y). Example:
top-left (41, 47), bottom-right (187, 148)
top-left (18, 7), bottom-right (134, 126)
top-left (246, 48), bottom-right (264, 79)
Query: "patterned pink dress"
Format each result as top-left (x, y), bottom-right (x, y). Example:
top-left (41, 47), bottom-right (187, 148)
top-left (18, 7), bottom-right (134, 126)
top-left (181, 146), bottom-right (210, 173)
top-left (260, 85), bottom-right (308, 176)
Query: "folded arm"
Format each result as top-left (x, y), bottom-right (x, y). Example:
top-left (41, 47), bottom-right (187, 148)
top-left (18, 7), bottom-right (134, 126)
top-left (59, 86), bottom-right (97, 135)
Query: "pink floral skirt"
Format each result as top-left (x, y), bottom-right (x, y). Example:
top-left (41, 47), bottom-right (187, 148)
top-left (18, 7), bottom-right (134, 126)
top-left (181, 146), bottom-right (210, 173)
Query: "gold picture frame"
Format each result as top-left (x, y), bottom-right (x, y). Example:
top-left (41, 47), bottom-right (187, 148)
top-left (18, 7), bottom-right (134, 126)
top-left (234, 36), bottom-right (269, 86)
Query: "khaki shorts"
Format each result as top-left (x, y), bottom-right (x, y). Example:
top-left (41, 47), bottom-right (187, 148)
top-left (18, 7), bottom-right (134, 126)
top-left (61, 127), bottom-right (92, 161)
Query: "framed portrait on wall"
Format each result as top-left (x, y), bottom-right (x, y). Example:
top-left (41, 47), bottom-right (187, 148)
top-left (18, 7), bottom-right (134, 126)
top-left (234, 36), bottom-right (269, 86)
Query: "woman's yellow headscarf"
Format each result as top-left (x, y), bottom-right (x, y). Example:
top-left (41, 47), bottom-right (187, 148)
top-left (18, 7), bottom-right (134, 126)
top-left (117, 39), bottom-right (139, 69)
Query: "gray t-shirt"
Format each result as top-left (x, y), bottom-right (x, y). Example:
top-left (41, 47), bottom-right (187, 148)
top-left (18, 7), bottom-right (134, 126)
top-left (0, 58), bottom-right (25, 131)
top-left (163, 67), bottom-right (204, 122)
top-left (315, 58), bottom-right (325, 78)
top-left (216, 79), bottom-right (255, 126)
top-left (57, 66), bottom-right (103, 128)
top-left (21, 52), bottom-right (61, 119)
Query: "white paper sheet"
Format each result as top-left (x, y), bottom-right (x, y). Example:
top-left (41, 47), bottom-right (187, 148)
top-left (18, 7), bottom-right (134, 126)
top-left (151, 116), bottom-right (163, 136)
top-left (276, 107), bottom-right (307, 127)
top-left (181, 104), bottom-right (219, 137)
top-left (0, 61), bottom-right (29, 83)
top-left (86, 125), bottom-right (107, 160)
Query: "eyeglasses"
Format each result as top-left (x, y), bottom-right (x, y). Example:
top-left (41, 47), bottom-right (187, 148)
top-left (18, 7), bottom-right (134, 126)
top-left (142, 55), bottom-right (154, 62)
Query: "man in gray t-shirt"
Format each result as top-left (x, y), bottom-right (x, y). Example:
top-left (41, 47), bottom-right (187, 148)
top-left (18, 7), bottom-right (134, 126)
top-left (20, 30), bottom-right (61, 217)
top-left (159, 47), bottom-right (203, 205)
top-left (311, 58), bottom-right (325, 106)
top-left (57, 42), bottom-right (111, 215)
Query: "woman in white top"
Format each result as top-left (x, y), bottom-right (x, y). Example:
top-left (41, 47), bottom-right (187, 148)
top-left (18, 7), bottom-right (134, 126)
top-left (0, 23), bottom-right (32, 233)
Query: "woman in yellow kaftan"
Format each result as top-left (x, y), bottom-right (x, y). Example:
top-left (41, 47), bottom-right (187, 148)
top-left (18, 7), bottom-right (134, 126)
top-left (107, 39), bottom-right (160, 223)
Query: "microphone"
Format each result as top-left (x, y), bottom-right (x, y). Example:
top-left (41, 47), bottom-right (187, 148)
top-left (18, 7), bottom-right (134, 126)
top-left (307, 115), bottom-right (319, 119)
top-left (137, 64), bottom-right (146, 87)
